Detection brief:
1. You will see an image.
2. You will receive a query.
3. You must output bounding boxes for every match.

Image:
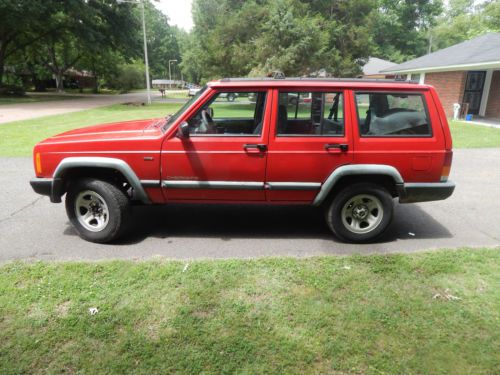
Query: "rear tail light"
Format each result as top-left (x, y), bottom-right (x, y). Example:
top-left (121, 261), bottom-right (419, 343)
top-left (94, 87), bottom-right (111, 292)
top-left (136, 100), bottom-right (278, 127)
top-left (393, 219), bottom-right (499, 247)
top-left (441, 151), bottom-right (453, 182)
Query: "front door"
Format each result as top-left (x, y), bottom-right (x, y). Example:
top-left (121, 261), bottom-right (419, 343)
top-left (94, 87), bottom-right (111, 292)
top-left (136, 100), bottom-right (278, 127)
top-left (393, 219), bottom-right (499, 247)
top-left (265, 89), bottom-right (354, 202)
top-left (161, 89), bottom-right (271, 201)
top-left (463, 71), bottom-right (486, 115)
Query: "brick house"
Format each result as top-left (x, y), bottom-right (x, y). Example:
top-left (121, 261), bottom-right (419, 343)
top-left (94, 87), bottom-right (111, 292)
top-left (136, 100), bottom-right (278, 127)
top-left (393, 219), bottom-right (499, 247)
top-left (381, 33), bottom-right (500, 119)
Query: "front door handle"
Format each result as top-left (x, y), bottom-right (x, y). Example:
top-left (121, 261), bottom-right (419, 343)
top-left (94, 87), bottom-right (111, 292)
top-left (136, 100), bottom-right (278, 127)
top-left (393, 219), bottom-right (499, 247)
top-left (244, 143), bottom-right (267, 152)
top-left (324, 143), bottom-right (348, 152)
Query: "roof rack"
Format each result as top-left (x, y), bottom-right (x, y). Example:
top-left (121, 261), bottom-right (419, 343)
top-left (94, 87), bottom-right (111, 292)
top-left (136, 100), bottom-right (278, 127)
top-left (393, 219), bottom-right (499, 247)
top-left (219, 77), bottom-right (419, 84)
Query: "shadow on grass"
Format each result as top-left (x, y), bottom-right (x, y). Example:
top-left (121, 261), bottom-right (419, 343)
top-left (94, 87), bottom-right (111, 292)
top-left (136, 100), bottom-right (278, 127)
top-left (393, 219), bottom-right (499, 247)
top-left (64, 202), bottom-right (452, 246)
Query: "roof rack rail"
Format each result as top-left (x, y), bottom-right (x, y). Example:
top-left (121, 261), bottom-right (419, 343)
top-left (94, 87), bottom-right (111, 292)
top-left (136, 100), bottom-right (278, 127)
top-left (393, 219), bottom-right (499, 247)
top-left (219, 77), bottom-right (420, 84)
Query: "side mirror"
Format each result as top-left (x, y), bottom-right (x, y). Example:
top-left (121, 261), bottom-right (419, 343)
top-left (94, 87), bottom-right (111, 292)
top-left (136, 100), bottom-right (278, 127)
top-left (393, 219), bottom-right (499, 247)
top-left (176, 121), bottom-right (190, 138)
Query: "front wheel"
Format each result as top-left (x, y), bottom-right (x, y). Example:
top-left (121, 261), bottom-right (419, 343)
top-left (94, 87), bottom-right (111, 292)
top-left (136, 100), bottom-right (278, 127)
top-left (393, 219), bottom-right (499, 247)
top-left (65, 178), bottom-right (130, 243)
top-left (325, 183), bottom-right (393, 243)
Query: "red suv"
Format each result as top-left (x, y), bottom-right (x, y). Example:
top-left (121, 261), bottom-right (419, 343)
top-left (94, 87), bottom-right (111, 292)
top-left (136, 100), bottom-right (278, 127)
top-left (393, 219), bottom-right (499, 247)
top-left (30, 78), bottom-right (455, 243)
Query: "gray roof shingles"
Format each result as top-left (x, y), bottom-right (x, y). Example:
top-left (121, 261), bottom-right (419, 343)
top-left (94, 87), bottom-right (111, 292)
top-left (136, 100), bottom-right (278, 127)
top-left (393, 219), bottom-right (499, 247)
top-left (382, 32), bottom-right (500, 73)
top-left (362, 57), bottom-right (396, 75)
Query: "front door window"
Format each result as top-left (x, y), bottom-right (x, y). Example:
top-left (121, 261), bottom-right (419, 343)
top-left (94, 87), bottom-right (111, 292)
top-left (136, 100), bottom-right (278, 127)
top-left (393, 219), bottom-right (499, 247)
top-left (187, 91), bottom-right (267, 136)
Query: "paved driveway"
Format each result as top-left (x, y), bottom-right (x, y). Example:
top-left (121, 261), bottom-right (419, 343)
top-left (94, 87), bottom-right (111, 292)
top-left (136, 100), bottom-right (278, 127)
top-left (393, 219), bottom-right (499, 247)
top-left (0, 149), bottom-right (499, 263)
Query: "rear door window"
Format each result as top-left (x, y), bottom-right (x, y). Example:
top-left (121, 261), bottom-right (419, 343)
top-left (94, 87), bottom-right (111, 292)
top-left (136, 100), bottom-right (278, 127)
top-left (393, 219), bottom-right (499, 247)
top-left (277, 91), bottom-right (344, 136)
top-left (355, 92), bottom-right (431, 137)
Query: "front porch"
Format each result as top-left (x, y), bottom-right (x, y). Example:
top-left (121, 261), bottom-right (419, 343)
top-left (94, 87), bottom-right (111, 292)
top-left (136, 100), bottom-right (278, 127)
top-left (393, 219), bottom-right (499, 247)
top-left (462, 69), bottom-right (500, 119)
top-left (414, 67), bottom-right (500, 120)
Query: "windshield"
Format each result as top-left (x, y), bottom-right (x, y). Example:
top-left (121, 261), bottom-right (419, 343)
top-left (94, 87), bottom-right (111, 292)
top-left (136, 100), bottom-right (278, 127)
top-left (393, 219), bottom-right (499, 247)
top-left (162, 86), bottom-right (208, 131)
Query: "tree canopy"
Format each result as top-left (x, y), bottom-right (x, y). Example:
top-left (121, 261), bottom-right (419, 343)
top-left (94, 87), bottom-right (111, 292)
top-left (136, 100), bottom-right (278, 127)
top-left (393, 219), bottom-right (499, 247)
top-left (1, 0), bottom-right (498, 90)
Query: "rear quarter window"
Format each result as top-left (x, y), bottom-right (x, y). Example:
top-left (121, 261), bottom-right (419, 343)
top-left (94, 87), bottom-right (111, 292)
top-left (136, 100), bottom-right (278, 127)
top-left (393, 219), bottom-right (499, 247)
top-left (355, 92), bottom-right (432, 137)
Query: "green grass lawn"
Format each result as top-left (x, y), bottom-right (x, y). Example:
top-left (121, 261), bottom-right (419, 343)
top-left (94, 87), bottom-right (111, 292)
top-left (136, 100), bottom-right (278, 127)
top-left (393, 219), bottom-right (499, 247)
top-left (0, 102), bottom-right (498, 157)
top-left (0, 103), bottom-right (181, 157)
top-left (0, 248), bottom-right (498, 374)
top-left (449, 120), bottom-right (500, 148)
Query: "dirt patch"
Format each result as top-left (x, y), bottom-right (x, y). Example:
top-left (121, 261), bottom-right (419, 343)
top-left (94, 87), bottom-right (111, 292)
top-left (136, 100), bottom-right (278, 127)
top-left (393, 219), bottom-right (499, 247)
top-left (55, 301), bottom-right (71, 317)
top-left (191, 310), bottom-right (212, 319)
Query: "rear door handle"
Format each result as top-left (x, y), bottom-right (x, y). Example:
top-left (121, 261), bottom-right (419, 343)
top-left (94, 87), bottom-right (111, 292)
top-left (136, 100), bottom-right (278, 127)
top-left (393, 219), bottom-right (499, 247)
top-left (324, 143), bottom-right (348, 152)
top-left (244, 143), bottom-right (267, 152)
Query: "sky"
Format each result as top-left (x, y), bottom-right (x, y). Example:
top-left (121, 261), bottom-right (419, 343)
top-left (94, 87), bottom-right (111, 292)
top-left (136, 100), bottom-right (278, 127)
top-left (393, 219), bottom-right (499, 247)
top-left (153, 0), bottom-right (194, 31)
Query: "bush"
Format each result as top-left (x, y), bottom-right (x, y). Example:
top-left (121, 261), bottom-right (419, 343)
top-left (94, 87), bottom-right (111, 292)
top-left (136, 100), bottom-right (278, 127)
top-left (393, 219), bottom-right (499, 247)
top-left (106, 63), bottom-right (144, 93)
top-left (0, 84), bottom-right (26, 97)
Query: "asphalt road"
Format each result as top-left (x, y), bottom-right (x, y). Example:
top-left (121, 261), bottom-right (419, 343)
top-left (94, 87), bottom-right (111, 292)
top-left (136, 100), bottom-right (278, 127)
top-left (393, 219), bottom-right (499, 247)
top-left (0, 149), bottom-right (499, 263)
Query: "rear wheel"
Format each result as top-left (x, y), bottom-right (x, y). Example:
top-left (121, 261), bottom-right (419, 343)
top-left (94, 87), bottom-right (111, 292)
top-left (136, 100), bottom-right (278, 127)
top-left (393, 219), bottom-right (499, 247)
top-left (65, 178), bottom-right (130, 243)
top-left (325, 183), bottom-right (393, 242)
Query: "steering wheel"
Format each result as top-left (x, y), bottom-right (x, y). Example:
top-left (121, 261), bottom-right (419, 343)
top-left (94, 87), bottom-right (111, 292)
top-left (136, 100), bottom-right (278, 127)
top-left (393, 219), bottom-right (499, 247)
top-left (201, 109), bottom-right (216, 134)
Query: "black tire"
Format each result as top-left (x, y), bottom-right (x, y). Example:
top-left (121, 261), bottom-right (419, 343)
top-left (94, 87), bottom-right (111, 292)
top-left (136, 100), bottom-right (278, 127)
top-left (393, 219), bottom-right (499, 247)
top-left (65, 178), bottom-right (130, 243)
top-left (325, 183), bottom-right (393, 243)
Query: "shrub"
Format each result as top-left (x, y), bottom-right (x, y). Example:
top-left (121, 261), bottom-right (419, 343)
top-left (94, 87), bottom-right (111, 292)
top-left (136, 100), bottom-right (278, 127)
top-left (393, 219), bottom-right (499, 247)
top-left (106, 63), bottom-right (144, 93)
top-left (0, 84), bottom-right (26, 97)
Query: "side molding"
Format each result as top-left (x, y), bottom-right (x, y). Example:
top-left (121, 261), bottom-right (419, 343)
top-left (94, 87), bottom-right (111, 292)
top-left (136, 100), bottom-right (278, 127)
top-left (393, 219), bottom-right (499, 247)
top-left (162, 180), bottom-right (264, 190)
top-left (312, 164), bottom-right (404, 206)
top-left (52, 157), bottom-right (151, 204)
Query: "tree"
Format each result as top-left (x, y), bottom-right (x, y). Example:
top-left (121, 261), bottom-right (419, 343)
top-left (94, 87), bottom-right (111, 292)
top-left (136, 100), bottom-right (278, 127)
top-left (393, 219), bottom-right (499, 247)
top-left (143, 2), bottom-right (181, 79)
top-left (431, 0), bottom-right (500, 51)
top-left (2, 0), bottom-right (140, 91)
top-left (0, 0), bottom-right (58, 86)
top-left (252, 0), bottom-right (329, 76)
top-left (190, 0), bottom-right (269, 80)
top-left (187, 0), bottom-right (376, 80)
top-left (369, 0), bottom-right (444, 62)
top-left (178, 31), bottom-right (204, 84)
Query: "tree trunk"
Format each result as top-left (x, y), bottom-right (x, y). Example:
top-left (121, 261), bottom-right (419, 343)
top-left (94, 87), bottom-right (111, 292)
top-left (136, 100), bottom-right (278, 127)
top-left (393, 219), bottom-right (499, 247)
top-left (54, 71), bottom-right (64, 92)
top-left (93, 74), bottom-right (99, 94)
top-left (0, 45), bottom-right (6, 87)
top-left (0, 62), bottom-right (4, 87)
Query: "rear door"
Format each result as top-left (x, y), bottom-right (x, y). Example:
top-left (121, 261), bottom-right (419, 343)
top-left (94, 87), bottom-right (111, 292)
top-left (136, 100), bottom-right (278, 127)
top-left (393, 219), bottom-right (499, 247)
top-left (352, 89), bottom-right (445, 182)
top-left (265, 88), bottom-right (354, 202)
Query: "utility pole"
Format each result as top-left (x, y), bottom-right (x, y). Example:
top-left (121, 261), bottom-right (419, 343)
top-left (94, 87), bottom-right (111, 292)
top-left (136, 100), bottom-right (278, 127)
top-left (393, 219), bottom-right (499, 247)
top-left (140, 0), bottom-right (151, 104)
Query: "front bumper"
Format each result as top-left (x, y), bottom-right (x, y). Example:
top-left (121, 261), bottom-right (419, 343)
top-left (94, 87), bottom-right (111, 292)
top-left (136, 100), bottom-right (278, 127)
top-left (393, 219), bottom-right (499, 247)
top-left (30, 177), bottom-right (64, 203)
top-left (30, 178), bottom-right (52, 197)
top-left (398, 180), bottom-right (455, 203)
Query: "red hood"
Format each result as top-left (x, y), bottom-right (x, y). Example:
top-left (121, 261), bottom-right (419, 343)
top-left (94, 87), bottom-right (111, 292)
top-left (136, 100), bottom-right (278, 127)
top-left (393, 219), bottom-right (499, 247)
top-left (41, 118), bottom-right (165, 144)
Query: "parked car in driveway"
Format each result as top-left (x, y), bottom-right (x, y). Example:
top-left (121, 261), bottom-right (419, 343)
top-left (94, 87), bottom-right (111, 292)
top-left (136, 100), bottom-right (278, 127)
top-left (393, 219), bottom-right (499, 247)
top-left (188, 86), bottom-right (201, 96)
top-left (30, 78), bottom-right (455, 243)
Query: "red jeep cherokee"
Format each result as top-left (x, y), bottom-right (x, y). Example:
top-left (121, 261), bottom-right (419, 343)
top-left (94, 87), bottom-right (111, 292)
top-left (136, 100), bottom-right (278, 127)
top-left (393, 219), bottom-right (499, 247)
top-left (30, 78), bottom-right (455, 243)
